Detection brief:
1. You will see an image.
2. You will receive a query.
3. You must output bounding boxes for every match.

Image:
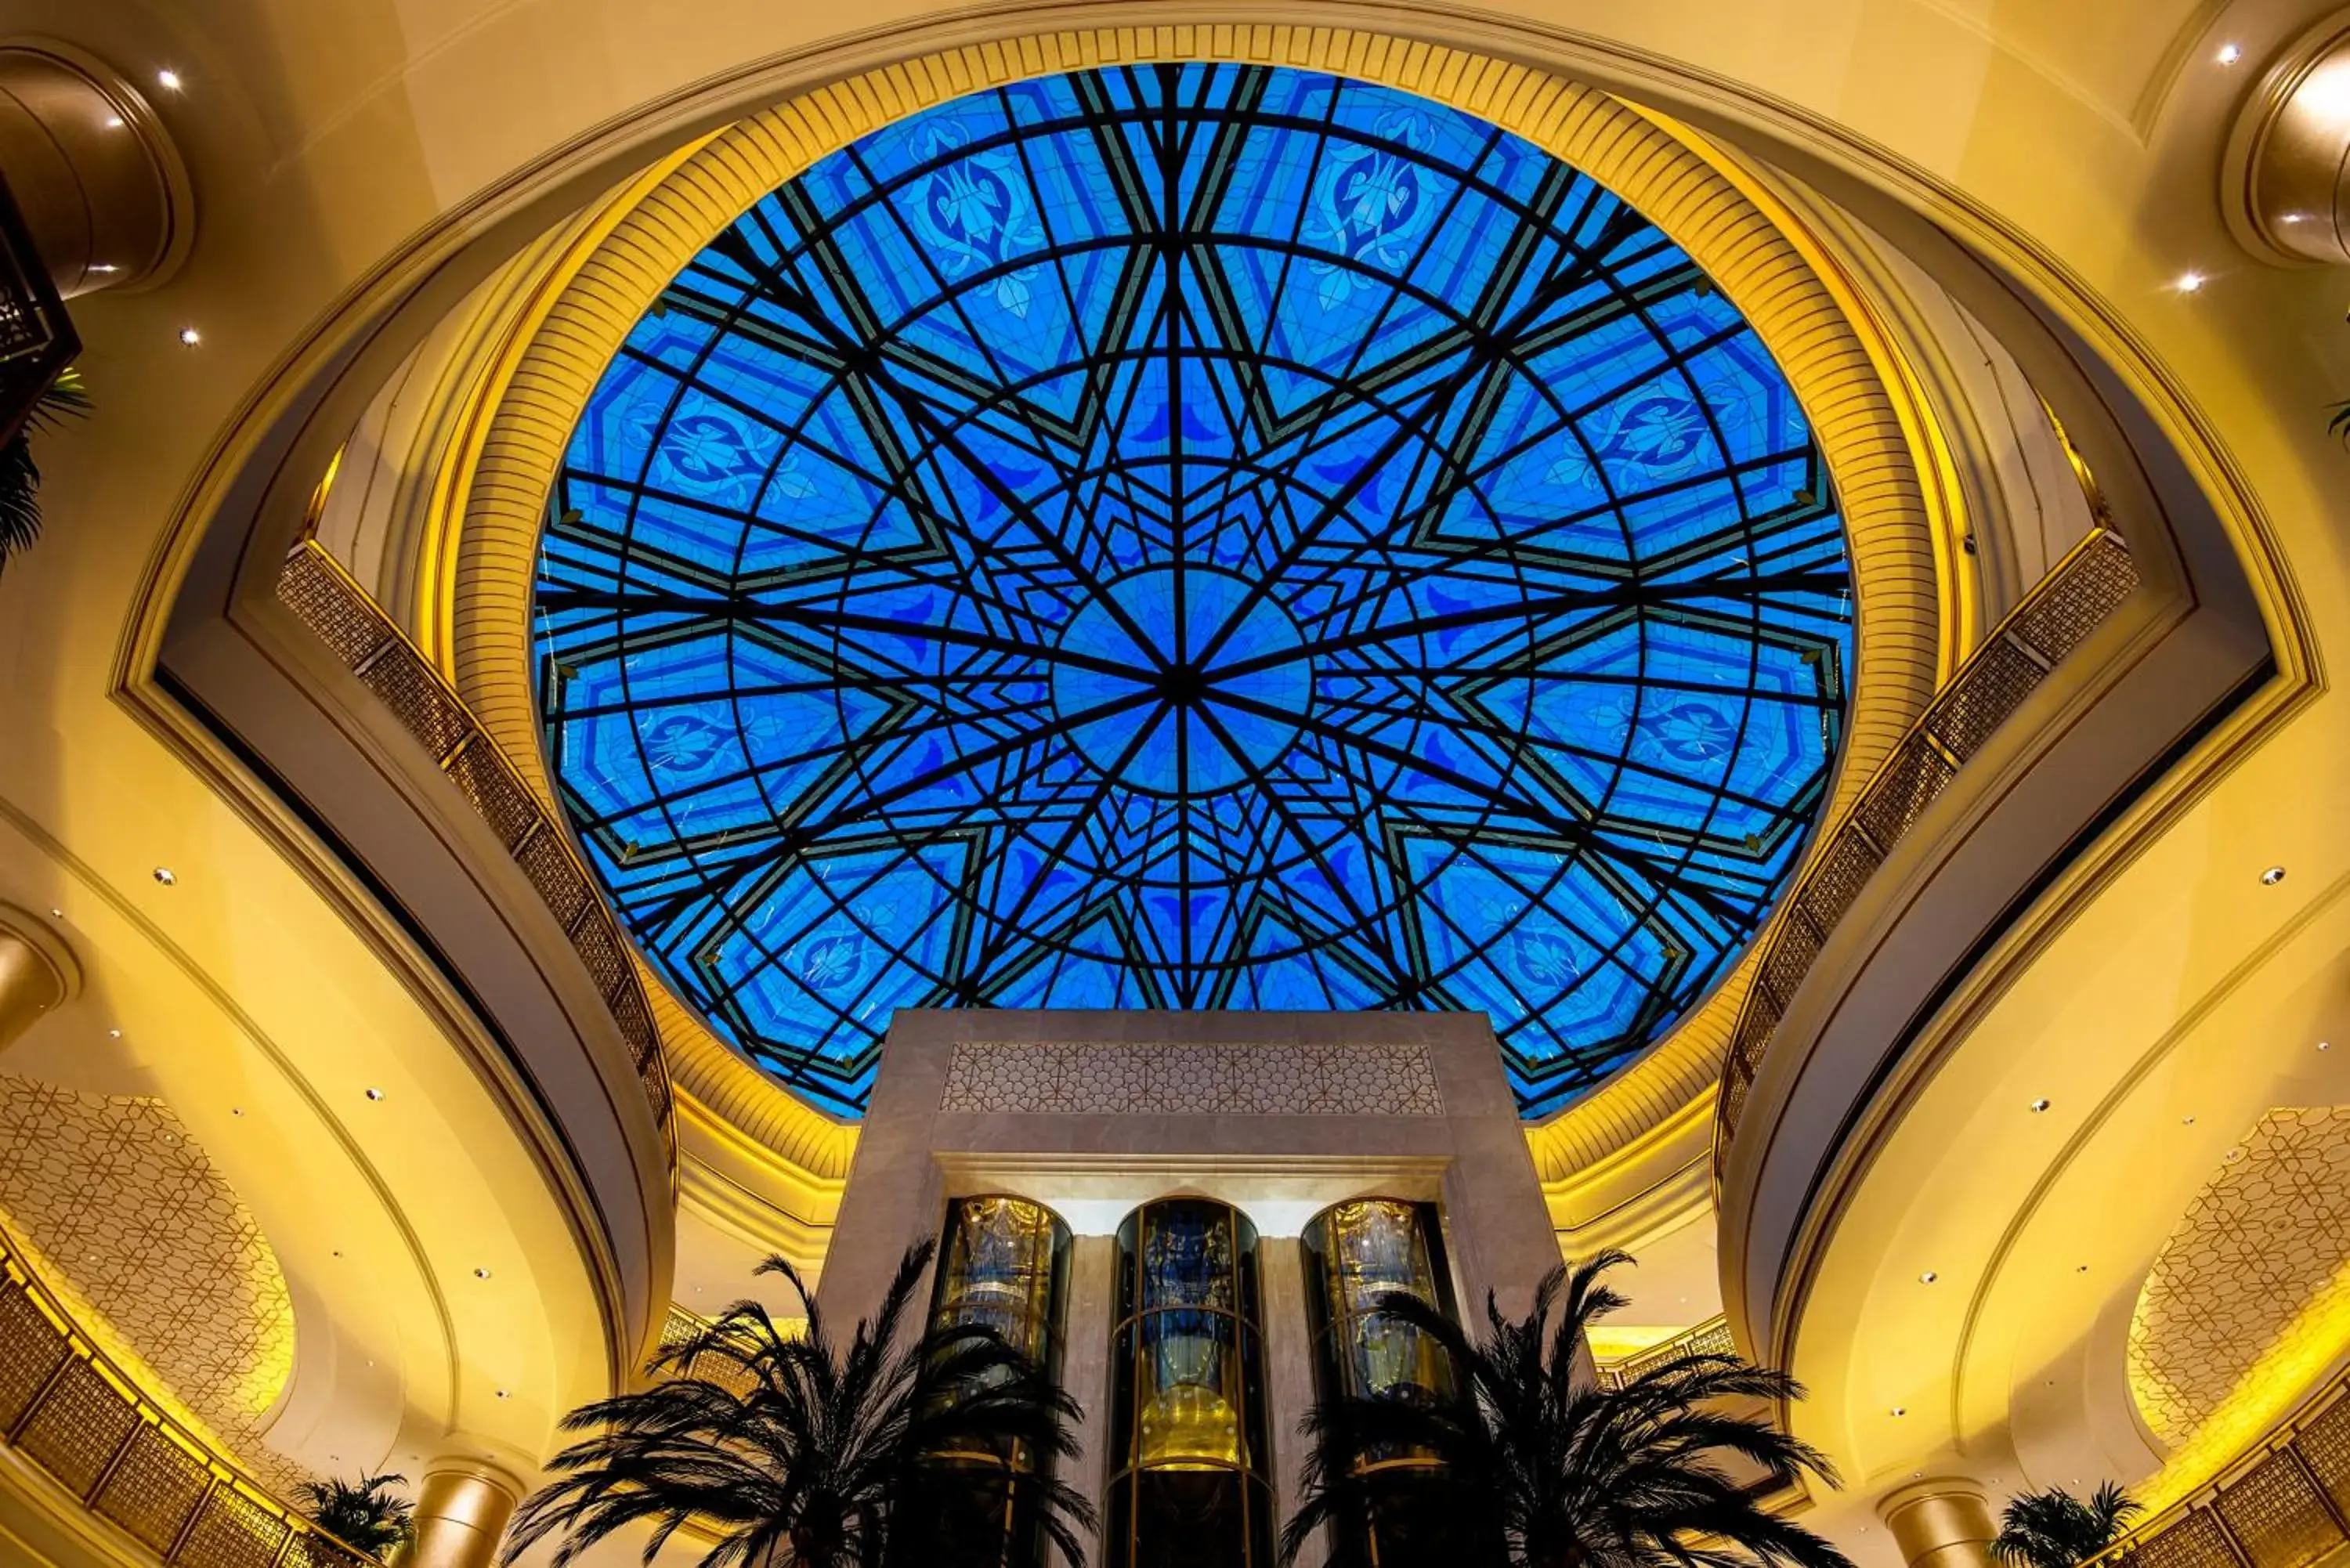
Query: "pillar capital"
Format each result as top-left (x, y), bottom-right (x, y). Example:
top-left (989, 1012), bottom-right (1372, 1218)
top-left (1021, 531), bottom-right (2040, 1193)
top-left (1879, 1477), bottom-right (1998, 1568)
top-left (0, 902), bottom-right (78, 1050)
top-left (405, 1450), bottom-right (527, 1568)
top-left (0, 36), bottom-right (194, 296)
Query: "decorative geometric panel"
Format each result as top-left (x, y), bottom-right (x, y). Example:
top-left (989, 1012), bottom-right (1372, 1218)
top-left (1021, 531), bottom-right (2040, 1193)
top-left (2131, 1107), bottom-right (2350, 1447)
top-left (533, 63), bottom-right (1856, 1117)
top-left (936, 1039), bottom-right (1443, 1116)
top-left (175, 1482), bottom-right (290, 1568)
top-left (15, 1357), bottom-right (137, 1497)
top-left (94, 1424), bottom-right (216, 1553)
top-left (2211, 1450), bottom-right (2344, 1568)
top-left (0, 1078), bottom-right (303, 1496)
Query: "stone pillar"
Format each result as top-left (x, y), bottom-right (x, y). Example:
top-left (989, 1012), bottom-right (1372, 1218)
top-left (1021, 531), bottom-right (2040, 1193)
top-left (403, 1458), bottom-right (523, 1568)
top-left (0, 903), bottom-right (78, 1049)
top-left (1879, 1479), bottom-right (1998, 1568)
top-left (0, 39), bottom-right (193, 296)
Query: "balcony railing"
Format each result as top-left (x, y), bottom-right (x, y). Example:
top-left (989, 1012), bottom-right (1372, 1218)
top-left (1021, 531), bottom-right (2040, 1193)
top-left (2088, 1367), bottom-right (2350, 1568)
top-left (1715, 529), bottom-right (2140, 1173)
top-left (273, 540), bottom-right (676, 1172)
top-left (1596, 1317), bottom-right (1738, 1392)
top-left (0, 1230), bottom-right (381, 1567)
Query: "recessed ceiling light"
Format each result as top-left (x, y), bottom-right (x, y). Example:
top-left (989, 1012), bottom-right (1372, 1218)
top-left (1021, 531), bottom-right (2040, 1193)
top-left (230, 1107), bottom-right (243, 1116)
top-left (152, 866), bottom-right (177, 885)
top-left (495, 1389), bottom-right (512, 1399)
top-left (89, 264), bottom-right (119, 275)
top-left (2284, 212), bottom-right (2309, 225)
top-left (2178, 271), bottom-right (2207, 293)
top-left (177, 327), bottom-right (201, 348)
top-left (2183, 1115), bottom-right (2196, 1125)
top-left (364, 1087), bottom-right (385, 1101)
top-left (1891, 1406), bottom-right (1907, 1416)
top-left (2322, 1041), bottom-right (2333, 1052)
top-left (2077, 1263), bottom-right (2090, 1273)
top-left (2030, 1098), bottom-right (2051, 1113)
top-left (156, 69), bottom-right (183, 91)
top-left (107, 1028), bottom-right (120, 1039)
top-left (2217, 42), bottom-right (2242, 65)
top-left (103, 115), bottom-right (123, 129)
top-left (46, 909), bottom-right (60, 919)
top-left (473, 1266), bottom-right (492, 1280)
top-left (1919, 1270), bottom-right (1938, 1284)
top-left (2262, 865), bottom-right (2287, 885)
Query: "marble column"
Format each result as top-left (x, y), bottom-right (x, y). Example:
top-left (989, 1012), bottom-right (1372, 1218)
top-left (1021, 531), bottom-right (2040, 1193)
top-left (403, 1458), bottom-right (523, 1568)
top-left (1880, 1478), bottom-right (1999, 1568)
top-left (0, 904), bottom-right (78, 1050)
top-left (0, 40), bottom-right (193, 295)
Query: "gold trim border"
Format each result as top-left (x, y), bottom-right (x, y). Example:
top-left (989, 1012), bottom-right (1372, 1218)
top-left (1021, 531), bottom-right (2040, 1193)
top-left (440, 24), bottom-right (1944, 1169)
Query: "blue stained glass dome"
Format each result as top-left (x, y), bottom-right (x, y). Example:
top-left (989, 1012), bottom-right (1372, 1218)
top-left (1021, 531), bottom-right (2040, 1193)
top-left (533, 63), bottom-right (1856, 1118)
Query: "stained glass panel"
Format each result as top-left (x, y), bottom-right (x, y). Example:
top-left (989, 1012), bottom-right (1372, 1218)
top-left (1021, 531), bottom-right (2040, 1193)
top-left (535, 63), bottom-right (1856, 1117)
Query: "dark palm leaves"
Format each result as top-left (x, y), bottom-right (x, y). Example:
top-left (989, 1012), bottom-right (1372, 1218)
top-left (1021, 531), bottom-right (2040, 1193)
top-left (295, 1471), bottom-right (414, 1557)
top-left (1992, 1483), bottom-right (2142, 1568)
top-left (0, 369), bottom-right (88, 570)
top-left (1282, 1250), bottom-right (1854, 1568)
top-left (504, 1241), bottom-right (1094, 1568)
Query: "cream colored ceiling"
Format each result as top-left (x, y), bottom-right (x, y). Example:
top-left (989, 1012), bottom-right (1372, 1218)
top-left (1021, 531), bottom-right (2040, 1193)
top-left (2130, 1105), bottom-right (2350, 1450)
top-left (1, 4), bottom-right (2346, 1566)
top-left (0, 1077), bottom-right (302, 1494)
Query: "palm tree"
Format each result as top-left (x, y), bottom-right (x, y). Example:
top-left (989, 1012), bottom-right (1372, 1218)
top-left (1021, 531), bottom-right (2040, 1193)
top-left (295, 1472), bottom-right (413, 1558)
top-left (1992, 1483), bottom-right (2142, 1568)
top-left (0, 368), bottom-right (89, 571)
top-left (1282, 1250), bottom-right (1855, 1568)
top-left (504, 1241), bottom-right (1094, 1568)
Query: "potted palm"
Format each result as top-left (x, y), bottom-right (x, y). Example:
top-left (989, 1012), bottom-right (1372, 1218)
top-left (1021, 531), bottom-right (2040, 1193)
top-left (504, 1241), bottom-right (1093, 1567)
top-left (295, 1471), bottom-right (414, 1560)
top-left (1991, 1483), bottom-right (2142, 1568)
top-left (1283, 1249), bottom-right (1856, 1568)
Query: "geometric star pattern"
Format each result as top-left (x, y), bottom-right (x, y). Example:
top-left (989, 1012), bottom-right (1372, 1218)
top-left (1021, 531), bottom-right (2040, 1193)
top-left (0, 1077), bottom-right (303, 1495)
top-left (534, 63), bottom-right (1853, 1117)
top-left (2131, 1105), bottom-right (2350, 1447)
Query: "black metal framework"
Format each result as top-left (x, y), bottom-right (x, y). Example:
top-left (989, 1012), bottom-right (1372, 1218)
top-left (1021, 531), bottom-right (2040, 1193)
top-left (536, 63), bottom-right (1857, 1116)
top-left (918, 1194), bottom-right (1075, 1568)
top-left (0, 169), bottom-right (78, 449)
top-left (1107, 1198), bottom-right (1273, 1568)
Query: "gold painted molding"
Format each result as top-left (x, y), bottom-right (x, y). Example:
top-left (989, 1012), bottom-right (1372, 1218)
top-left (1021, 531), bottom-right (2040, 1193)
top-left (436, 23), bottom-right (1946, 1184)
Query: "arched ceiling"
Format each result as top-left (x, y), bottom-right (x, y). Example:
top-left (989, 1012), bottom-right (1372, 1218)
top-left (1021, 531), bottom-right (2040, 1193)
top-left (0, 3), bottom-right (2341, 1560)
top-left (533, 60), bottom-right (1856, 1116)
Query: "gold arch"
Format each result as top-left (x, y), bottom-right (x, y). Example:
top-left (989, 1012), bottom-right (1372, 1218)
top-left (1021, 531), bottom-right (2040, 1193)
top-left (439, 24), bottom-right (1945, 1181)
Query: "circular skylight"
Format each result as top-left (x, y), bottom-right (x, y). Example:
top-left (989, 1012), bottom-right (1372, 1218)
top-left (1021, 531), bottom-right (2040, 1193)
top-left (534, 63), bottom-right (1854, 1118)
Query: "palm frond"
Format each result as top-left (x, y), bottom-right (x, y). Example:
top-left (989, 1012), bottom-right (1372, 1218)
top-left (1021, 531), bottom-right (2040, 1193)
top-left (1994, 1484), bottom-right (2142, 1568)
top-left (506, 1241), bottom-right (1093, 1568)
top-left (0, 368), bottom-right (90, 571)
top-left (296, 1471), bottom-right (414, 1555)
top-left (1284, 1252), bottom-right (1851, 1568)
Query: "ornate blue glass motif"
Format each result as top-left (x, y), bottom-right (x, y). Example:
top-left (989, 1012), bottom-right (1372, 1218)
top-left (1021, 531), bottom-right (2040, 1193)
top-left (534, 64), bottom-right (1855, 1117)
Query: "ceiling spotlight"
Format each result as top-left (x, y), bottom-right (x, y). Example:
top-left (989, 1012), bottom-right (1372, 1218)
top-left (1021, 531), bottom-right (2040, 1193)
top-left (156, 69), bottom-right (183, 91)
top-left (2178, 271), bottom-right (2207, 293)
top-left (364, 1087), bottom-right (385, 1101)
top-left (496, 1389), bottom-right (512, 1400)
top-left (103, 115), bottom-right (123, 128)
top-left (230, 1107), bottom-right (243, 1117)
top-left (107, 1028), bottom-right (121, 1040)
top-left (2322, 1041), bottom-right (2333, 1052)
top-left (1891, 1406), bottom-right (1907, 1416)
top-left (2030, 1097), bottom-right (2051, 1113)
top-left (47, 909), bottom-right (60, 919)
top-left (177, 327), bottom-right (201, 348)
top-left (2217, 42), bottom-right (2243, 65)
top-left (2183, 1114), bottom-right (2196, 1125)
top-left (1919, 1270), bottom-right (1938, 1284)
top-left (2262, 865), bottom-right (2287, 885)
top-left (152, 866), bottom-right (177, 885)
top-left (2077, 1263), bottom-right (2091, 1273)
top-left (473, 1266), bottom-right (492, 1280)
